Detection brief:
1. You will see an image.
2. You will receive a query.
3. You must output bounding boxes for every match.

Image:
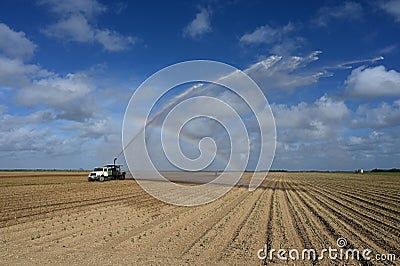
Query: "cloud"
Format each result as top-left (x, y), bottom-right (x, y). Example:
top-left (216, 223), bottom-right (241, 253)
top-left (339, 128), bottom-right (400, 169)
top-left (272, 95), bottom-right (350, 142)
top-left (273, 127), bottom-right (399, 170)
top-left (17, 72), bottom-right (96, 121)
top-left (94, 29), bottom-right (136, 52)
top-left (0, 21), bottom-right (130, 168)
top-left (0, 126), bottom-right (64, 154)
top-left (351, 100), bottom-right (400, 129)
top-left (378, 44), bottom-right (397, 55)
top-left (269, 95), bottom-right (355, 170)
top-left (42, 14), bottom-right (94, 42)
top-left (0, 122), bottom-right (107, 168)
top-left (0, 22), bottom-right (126, 125)
top-left (379, 0), bottom-right (400, 22)
top-left (128, 53), bottom-right (333, 171)
top-left (0, 110), bottom-right (55, 131)
top-left (0, 56), bottom-right (49, 87)
top-left (239, 22), bottom-right (304, 55)
top-left (0, 111), bottom-right (85, 158)
top-left (40, 0), bottom-right (135, 51)
top-left (0, 24), bottom-right (52, 87)
top-left (270, 95), bottom-right (400, 170)
top-left (313, 1), bottom-right (363, 27)
top-left (38, 0), bottom-right (106, 18)
top-left (344, 65), bottom-right (400, 98)
top-left (0, 23), bottom-right (112, 122)
top-left (183, 7), bottom-right (212, 39)
top-left (0, 104), bottom-right (7, 114)
top-left (0, 23), bottom-right (36, 60)
top-left (61, 118), bottom-right (119, 138)
top-left (240, 22), bottom-right (294, 45)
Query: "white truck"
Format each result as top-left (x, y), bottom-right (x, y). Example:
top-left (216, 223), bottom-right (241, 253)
top-left (88, 158), bottom-right (126, 182)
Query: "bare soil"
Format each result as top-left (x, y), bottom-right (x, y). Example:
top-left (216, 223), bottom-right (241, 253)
top-left (0, 171), bottom-right (398, 265)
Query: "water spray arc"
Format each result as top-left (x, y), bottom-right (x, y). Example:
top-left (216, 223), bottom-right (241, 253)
top-left (121, 60), bottom-right (276, 206)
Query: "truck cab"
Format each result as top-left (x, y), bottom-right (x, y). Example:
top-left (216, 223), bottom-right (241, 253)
top-left (88, 164), bottom-right (126, 182)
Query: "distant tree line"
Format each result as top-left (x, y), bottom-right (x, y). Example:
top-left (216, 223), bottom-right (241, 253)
top-left (370, 168), bottom-right (400, 173)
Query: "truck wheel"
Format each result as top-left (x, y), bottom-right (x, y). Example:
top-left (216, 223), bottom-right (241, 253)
top-left (99, 176), bottom-right (104, 182)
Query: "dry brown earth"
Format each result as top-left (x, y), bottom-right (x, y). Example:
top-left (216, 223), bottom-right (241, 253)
top-left (0, 171), bottom-right (398, 265)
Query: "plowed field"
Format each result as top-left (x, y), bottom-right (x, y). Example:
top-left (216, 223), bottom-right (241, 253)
top-left (0, 171), bottom-right (398, 265)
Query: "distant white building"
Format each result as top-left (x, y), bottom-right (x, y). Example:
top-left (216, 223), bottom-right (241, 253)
top-left (355, 168), bottom-right (364, 174)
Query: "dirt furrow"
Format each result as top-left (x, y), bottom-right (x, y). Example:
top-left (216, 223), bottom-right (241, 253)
top-left (302, 186), bottom-right (399, 254)
top-left (182, 189), bottom-right (265, 264)
top-left (284, 179), bottom-right (337, 265)
top-left (101, 187), bottom-right (244, 254)
top-left (179, 188), bottom-right (253, 256)
top-left (305, 182), bottom-right (400, 239)
top-left (2, 171), bottom-right (398, 265)
top-left (301, 176), bottom-right (400, 207)
top-left (261, 177), bottom-right (279, 265)
top-left (295, 184), bottom-right (395, 258)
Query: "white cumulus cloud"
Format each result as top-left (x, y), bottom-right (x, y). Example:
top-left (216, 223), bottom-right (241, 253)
top-left (352, 101), bottom-right (400, 129)
top-left (344, 65), bottom-right (400, 98)
top-left (272, 95), bottom-right (350, 141)
top-left (17, 73), bottom-right (96, 121)
top-left (0, 21), bottom-right (132, 168)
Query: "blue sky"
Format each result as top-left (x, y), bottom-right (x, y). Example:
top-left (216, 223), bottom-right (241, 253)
top-left (0, 0), bottom-right (399, 170)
